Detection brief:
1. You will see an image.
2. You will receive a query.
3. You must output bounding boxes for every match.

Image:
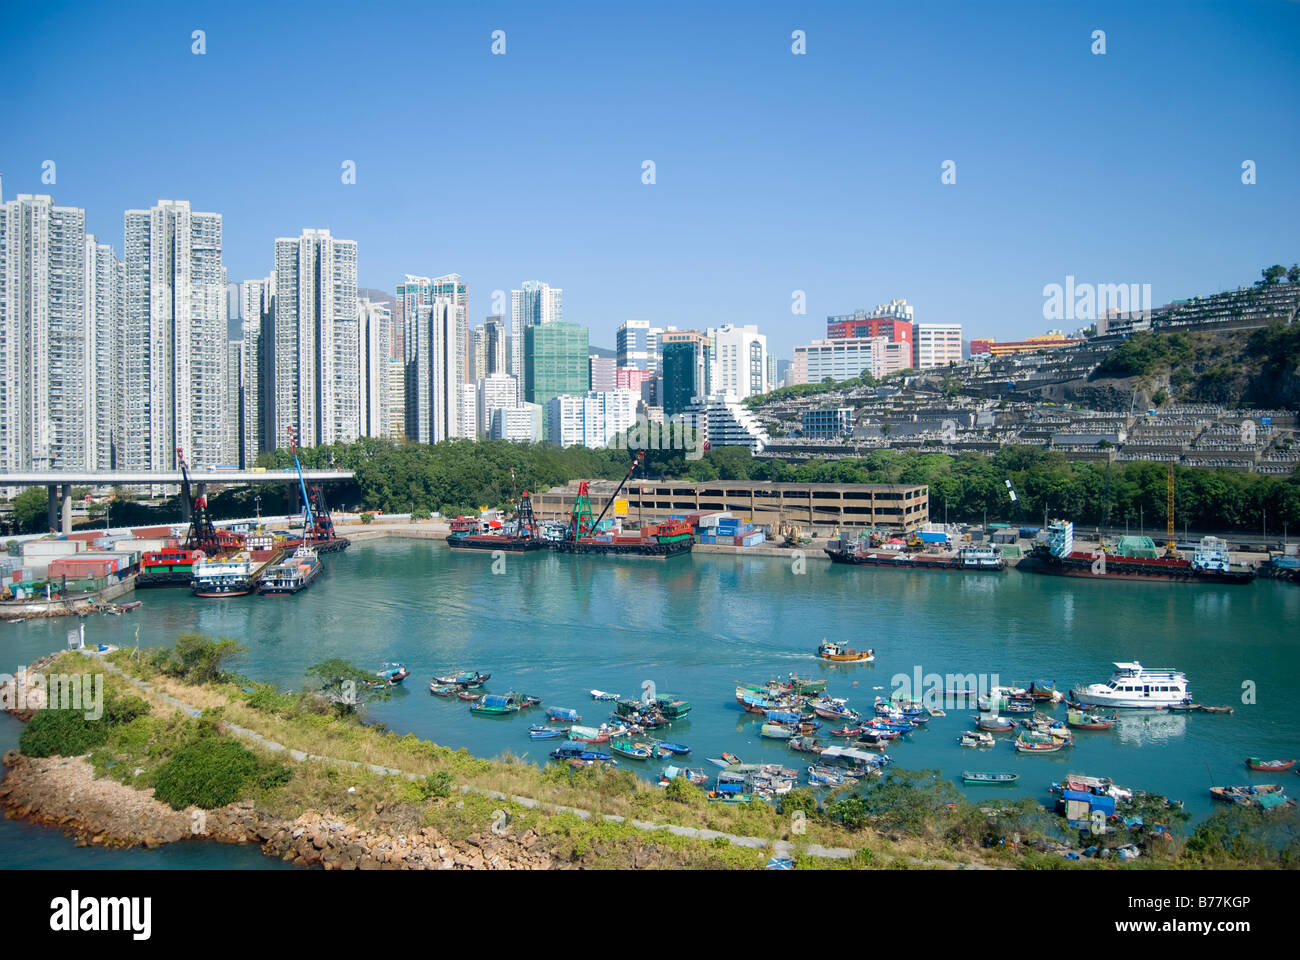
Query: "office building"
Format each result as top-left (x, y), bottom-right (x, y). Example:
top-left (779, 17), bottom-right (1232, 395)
top-left (483, 316), bottom-right (507, 375)
top-left (913, 322), bottom-right (963, 368)
top-left (524, 320), bottom-right (588, 437)
top-left (589, 354), bottom-right (617, 391)
top-left (706, 324), bottom-right (768, 400)
top-left (510, 281), bottom-right (562, 397)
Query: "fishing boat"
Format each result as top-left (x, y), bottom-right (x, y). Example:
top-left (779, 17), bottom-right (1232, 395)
top-left (828, 724), bottom-right (864, 738)
top-left (590, 689), bottom-right (621, 701)
top-left (469, 692), bottom-right (538, 715)
top-left (960, 731), bottom-right (995, 747)
top-left (807, 766), bottom-right (847, 787)
top-left (962, 771), bottom-right (1019, 784)
top-left (529, 725), bottom-right (566, 740)
top-left (784, 674), bottom-right (828, 695)
top-left (258, 545), bottom-right (321, 595)
top-left (788, 736), bottom-right (825, 754)
top-left (818, 640), bottom-right (874, 663)
top-left (457, 691), bottom-right (480, 702)
top-left (659, 765), bottom-right (708, 787)
top-left (550, 741), bottom-right (614, 764)
top-left (436, 670), bottom-right (490, 687)
top-left (651, 740), bottom-right (691, 755)
top-left (1015, 732), bottom-right (1070, 753)
top-left (609, 738), bottom-right (656, 760)
top-left (1210, 784), bottom-right (1296, 810)
top-left (375, 662), bottom-right (409, 685)
top-left (1245, 757), bottom-right (1297, 772)
top-left (760, 723), bottom-right (794, 739)
top-left (429, 683), bottom-right (458, 696)
top-left (547, 707), bottom-right (581, 723)
top-left (708, 779), bottom-right (753, 803)
top-left (567, 725), bottom-right (610, 743)
top-left (975, 714), bottom-right (1015, 732)
top-left (1067, 709), bottom-right (1117, 731)
top-left (722, 752), bottom-right (742, 765)
top-left (1071, 662), bottom-right (1192, 710)
top-left (1027, 681), bottom-right (1059, 702)
top-left (1002, 700), bottom-right (1036, 715)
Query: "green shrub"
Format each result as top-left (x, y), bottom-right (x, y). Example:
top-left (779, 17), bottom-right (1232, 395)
top-left (19, 708), bottom-right (111, 758)
top-left (359, 512), bottom-right (374, 524)
top-left (152, 736), bottom-right (262, 809)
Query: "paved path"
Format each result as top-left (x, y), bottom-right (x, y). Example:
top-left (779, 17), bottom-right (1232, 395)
top-left (78, 651), bottom-right (865, 862)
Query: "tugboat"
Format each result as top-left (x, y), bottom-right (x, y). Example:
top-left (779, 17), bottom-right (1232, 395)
top-left (817, 640), bottom-right (874, 663)
top-left (258, 545), bottom-right (321, 595)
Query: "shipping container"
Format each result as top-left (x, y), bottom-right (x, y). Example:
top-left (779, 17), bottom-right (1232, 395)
top-left (22, 539), bottom-right (83, 558)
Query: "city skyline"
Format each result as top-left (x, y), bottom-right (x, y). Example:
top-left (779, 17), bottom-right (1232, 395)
top-left (3, 2), bottom-right (1296, 361)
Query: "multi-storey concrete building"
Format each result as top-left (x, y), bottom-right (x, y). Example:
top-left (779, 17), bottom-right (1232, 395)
top-left (913, 322), bottom-right (963, 368)
top-left (476, 373), bottom-right (518, 440)
top-left (270, 229), bottom-right (358, 449)
top-left (406, 298), bottom-right (460, 444)
top-left (85, 234), bottom-right (123, 469)
top-left (122, 199), bottom-right (227, 469)
top-left (483, 316), bottom-right (507, 375)
top-left (616, 319), bottom-right (664, 372)
top-left (547, 389), bottom-right (638, 448)
top-left (706, 324), bottom-right (768, 400)
top-left (0, 194), bottom-right (88, 471)
top-left (511, 281), bottom-right (562, 399)
top-left (358, 298), bottom-right (391, 440)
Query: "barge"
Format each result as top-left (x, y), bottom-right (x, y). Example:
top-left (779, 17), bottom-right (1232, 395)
top-left (826, 537), bottom-right (1005, 571)
top-left (1018, 521), bottom-right (1256, 585)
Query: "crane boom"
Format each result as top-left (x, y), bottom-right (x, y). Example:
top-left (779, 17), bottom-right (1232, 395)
top-left (287, 428), bottom-right (315, 532)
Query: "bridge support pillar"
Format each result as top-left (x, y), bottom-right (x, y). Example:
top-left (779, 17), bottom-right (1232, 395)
top-left (60, 484), bottom-right (72, 535)
top-left (47, 485), bottom-right (58, 532)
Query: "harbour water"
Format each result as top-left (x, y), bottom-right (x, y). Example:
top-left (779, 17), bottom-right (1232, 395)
top-left (3, 539), bottom-right (1297, 867)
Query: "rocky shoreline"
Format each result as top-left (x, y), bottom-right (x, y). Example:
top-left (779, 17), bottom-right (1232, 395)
top-left (0, 751), bottom-right (564, 869)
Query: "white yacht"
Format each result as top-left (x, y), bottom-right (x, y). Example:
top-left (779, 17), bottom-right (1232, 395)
top-left (1071, 662), bottom-right (1192, 709)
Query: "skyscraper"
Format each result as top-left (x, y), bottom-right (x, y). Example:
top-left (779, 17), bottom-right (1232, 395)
top-left (394, 274), bottom-right (431, 363)
top-left (0, 193), bottom-right (87, 471)
top-left (431, 273), bottom-right (469, 389)
top-left (358, 298), bottom-right (392, 440)
top-left (239, 276), bottom-right (273, 467)
top-left (122, 199), bottom-right (227, 470)
top-left (524, 320), bottom-right (588, 438)
top-left (510, 281), bottom-right (562, 398)
top-left (483, 316), bottom-right (507, 375)
top-left (85, 234), bottom-right (123, 469)
top-left (707, 324), bottom-right (768, 400)
top-left (616, 319), bottom-right (664, 371)
top-left (661, 339), bottom-right (703, 417)
top-left (270, 229), bottom-right (358, 449)
top-left (406, 298), bottom-right (460, 444)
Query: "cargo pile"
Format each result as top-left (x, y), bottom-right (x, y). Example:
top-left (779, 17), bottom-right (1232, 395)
top-left (696, 513), bottom-right (766, 548)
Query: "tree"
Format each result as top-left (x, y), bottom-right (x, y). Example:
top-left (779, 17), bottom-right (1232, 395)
top-left (306, 658), bottom-right (393, 715)
top-left (1260, 264), bottom-right (1287, 286)
top-left (11, 487), bottom-right (49, 532)
top-left (1288, 264), bottom-right (1300, 284)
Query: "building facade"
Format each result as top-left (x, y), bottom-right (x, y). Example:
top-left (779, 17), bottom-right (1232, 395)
top-left (707, 324), bottom-right (767, 400)
top-left (524, 320), bottom-right (589, 437)
top-left (913, 322), bottom-right (963, 368)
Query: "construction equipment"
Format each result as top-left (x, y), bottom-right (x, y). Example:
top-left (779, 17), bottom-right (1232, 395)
top-left (776, 521), bottom-right (811, 547)
top-left (1164, 463), bottom-right (1180, 558)
top-left (569, 451), bottom-right (644, 541)
top-left (178, 447), bottom-right (242, 556)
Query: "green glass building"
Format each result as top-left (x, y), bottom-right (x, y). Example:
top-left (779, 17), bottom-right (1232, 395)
top-left (661, 340), bottom-right (699, 417)
top-left (524, 321), bottom-right (590, 437)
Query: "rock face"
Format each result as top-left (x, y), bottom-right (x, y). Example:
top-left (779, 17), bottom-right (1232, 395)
top-left (0, 752), bottom-right (563, 869)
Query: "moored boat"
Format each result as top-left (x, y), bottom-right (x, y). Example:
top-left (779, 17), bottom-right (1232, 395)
top-left (375, 662), bottom-right (410, 685)
top-left (547, 707), bottom-right (581, 723)
top-left (962, 771), bottom-right (1019, 784)
top-left (1210, 783), bottom-right (1295, 810)
top-left (1067, 709), bottom-right (1117, 731)
top-left (1014, 732), bottom-right (1070, 753)
top-left (529, 725), bottom-right (566, 740)
top-left (609, 738), bottom-right (656, 760)
top-left (429, 683), bottom-right (458, 696)
top-left (1245, 757), bottom-right (1297, 772)
top-left (436, 670), bottom-right (491, 688)
top-left (550, 741), bottom-right (615, 765)
top-left (191, 553), bottom-right (257, 597)
top-left (257, 545), bottom-right (321, 595)
top-left (960, 731), bottom-right (995, 747)
top-left (590, 689), bottom-right (621, 701)
top-left (1071, 662), bottom-right (1192, 710)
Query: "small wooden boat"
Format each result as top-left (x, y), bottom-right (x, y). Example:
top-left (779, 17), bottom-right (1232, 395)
top-left (551, 741), bottom-right (614, 764)
top-left (829, 725), bottom-right (864, 738)
top-left (567, 725), bottom-right (609, 743)
top-left (1014, 732), bottom-right (1069, 753)
top-left (117, 600), bottom-right (142, 612)
top-left (529, 725), bottom-right (565, 740)
top-left (706, 757), bottom-right (730, 768)
top-left (659, 765), bottom-right (708, 786)
top-left (547, 707), bottom-right (581, 723)
top-left (1199, 705), bottom-right (1234, 714)
top-left (590, 689), bottom-right (620, 701)
top-left (1246, 757), bottom-right (1297, 772)
top-left (818, 640), bottom-right (874, 663)
top-left (429, 683), bottom-right (458, 696)
top-left (760, 723), bottom-right (794, 739)
top-left (960, 731), bottom-right (995, 747)
top-left (437, 670), bottom-right (490, 687)
top-left (787, 736), bottom-right (825, 754)
top-left (375, 662), bottom-right (410, 685)
top-left (457, 691), bottom-right (480, 701)
top-left (928, 708), bottom-right (946, 718)
top-left (807, 766), bottom-right (847, 786)
top-left (609, 738), bottom-right (655, 760)
top-left (784, 674), bottom-right (827, 695)
top-left (722, 752), bottom-right (742, 766)
top-left (652, 740), bottom-right (691, 755)
top-left (1002, 701), bottom-right (1036, 715)
top-left (975, 714), bottom-right (1015, 732)
top-left (1210, 783), bottom-right (1296, 810)
top-left (962, 771), bottom-right (1019, 784)
top-left (1067, 709), bottom-right (1116, 731)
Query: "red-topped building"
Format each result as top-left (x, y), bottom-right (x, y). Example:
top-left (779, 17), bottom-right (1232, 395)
top-left (826, 315), bottom-right (913, 351)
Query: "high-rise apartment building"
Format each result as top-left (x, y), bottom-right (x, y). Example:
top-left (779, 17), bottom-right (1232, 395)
top-left (483, 316), bottom-right (507, 375)
top-left (238, 276), bottom-right (273, 467)
top-left (406, 298), bottom-right (460, 444)
top-left (510, 281), bottom-right (562, 398)
top-left (358, 298), bottom-right (391, 440)
top-left (0, 194), bottom-right (87, 471)
top-left (85, 234), bottom-right (123, 469)
top-left (476, 373), bottom-right (518, 441)
top-left (616, 319), bottom-right (664, 371)
top-left (269, 229), bottom-right (358, 449)
top-left (122, 199), bottom-right (227, 469)
top-left (588, 355), bottom-right (617, 391)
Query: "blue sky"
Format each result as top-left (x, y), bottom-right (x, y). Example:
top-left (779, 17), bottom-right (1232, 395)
top-left (3, 0), bottom-right (1297, 357)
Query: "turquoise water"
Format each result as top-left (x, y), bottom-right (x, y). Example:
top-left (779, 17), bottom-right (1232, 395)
top-left (3, 539), bottom-right (1298, 867)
